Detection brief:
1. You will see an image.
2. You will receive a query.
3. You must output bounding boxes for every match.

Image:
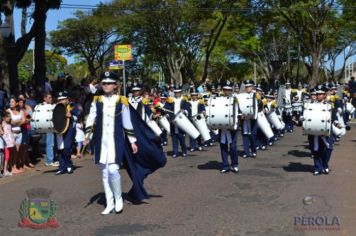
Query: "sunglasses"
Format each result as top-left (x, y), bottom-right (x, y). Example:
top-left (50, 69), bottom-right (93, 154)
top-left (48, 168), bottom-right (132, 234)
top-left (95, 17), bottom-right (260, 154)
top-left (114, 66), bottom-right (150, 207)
top-left (102, 82), bottom-right (116, 86)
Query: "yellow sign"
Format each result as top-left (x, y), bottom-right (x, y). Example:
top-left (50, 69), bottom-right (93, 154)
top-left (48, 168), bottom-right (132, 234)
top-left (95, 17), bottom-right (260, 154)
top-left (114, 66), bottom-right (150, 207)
top-left (114, 44), bottom-right (133, 61)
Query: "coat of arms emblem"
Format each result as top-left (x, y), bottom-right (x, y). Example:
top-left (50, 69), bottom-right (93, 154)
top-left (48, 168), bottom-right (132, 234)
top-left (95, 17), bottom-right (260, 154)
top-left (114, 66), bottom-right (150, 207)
top-left (19, 188), bottom-right (59, 229)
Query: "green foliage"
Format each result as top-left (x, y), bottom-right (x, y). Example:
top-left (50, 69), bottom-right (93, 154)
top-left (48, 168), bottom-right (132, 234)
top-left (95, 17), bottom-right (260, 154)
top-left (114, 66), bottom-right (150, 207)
top-left (50, 9), bottom-right (119, 76)
top-left (18, 50), bottom-right (67, 83)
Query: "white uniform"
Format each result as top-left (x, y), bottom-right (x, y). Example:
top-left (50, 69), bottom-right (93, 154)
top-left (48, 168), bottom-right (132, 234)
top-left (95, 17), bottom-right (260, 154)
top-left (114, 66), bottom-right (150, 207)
top-left (85, 94), bottom-right (137, 214)
top-left (86, 94), bottom-right (136, 164)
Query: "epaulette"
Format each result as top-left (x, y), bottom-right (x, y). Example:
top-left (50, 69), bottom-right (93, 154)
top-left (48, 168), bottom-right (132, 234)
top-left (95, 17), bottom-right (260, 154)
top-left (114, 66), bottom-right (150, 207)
top-left (262, 98), bottom-right (268, 106)
top-left (182, 95), bottom-right (189, 101)
top-left (256, 93), bottom-right (261, 100)
top-left (120, 96), bottom-right (129, 106)
top-left (198, 99), bottom-right (205, 104)
top-left (291, 89), bottom-right (298, 93)
top-left (142, 98), bottom-right (150, 105)
top-left (93, 95), bottom-right (102, 103)
top-left (167, 97), bottom-right (174, 103)
top-left (271, 100), bottom-right (277, 108)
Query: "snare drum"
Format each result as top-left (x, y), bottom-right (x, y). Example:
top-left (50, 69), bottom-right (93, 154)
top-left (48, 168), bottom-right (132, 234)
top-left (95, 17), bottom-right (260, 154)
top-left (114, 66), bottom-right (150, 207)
top-left (236, 93), bottom-right (257, 119)
top-left (284, 103), bottom-right (293, 115)
top-left (192, 114), bottom-right (211, 141)
top-left (206, 96), bottom-right (238, 129)
top-left (31, 103), bottom-right (69, 134)
top-left (173, 111), bottom-right (200, 139)
top-left (302, 102), bottom-right (331, 136)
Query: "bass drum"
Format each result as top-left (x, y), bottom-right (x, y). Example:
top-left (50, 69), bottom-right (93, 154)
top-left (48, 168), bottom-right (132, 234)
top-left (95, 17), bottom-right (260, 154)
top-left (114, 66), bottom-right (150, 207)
top-left (302, 102), bottom-right (331, 136)
top-left (236, 93), bottom-right (257, 119)
top-left (31, 103), bottom-right (69, 134)
top-left (206, 96), bottom-right (238, 130)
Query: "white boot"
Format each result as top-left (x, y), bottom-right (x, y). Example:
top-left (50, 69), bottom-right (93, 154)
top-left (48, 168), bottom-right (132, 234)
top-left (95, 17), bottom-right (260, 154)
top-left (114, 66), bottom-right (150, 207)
top-left (110, 179), bottom-right (123, 213)
top-left (101, 178), bottom-right (115, 215)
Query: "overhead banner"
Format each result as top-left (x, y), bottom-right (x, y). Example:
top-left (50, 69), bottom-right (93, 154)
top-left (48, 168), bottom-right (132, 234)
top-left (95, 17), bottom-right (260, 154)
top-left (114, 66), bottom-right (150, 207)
top-left (114, 44), bottom-right (133, 61)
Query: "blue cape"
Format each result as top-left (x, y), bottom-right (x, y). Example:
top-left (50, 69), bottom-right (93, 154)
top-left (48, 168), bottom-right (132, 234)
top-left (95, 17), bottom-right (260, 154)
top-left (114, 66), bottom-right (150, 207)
top-left (122, 105), bottom-right (167, 202)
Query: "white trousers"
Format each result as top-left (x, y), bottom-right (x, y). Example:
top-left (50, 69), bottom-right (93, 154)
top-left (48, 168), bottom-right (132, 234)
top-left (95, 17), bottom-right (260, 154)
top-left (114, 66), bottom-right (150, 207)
top-left (100, 163), bottom-right (122, 208)
top-left (100, 163), bottom-right (120, 182)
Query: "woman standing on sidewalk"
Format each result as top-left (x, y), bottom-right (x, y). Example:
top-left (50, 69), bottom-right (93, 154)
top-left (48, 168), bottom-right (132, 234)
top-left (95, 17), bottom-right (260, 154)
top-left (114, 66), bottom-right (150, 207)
top-left (7, 97), bottom-right (25, 174)
top-left (18, 97), bottom-right (35, 169)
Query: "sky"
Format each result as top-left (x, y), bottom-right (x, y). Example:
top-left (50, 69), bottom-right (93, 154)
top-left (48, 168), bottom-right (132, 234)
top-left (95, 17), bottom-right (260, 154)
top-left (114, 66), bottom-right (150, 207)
top-left (11, 0), bottom-right (354, 75)
top-left (13, 0), bottom-right (111, 64)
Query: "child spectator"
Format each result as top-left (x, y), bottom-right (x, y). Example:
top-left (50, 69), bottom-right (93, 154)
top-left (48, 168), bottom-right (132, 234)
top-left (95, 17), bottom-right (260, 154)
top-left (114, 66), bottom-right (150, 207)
top-left (75, 120), bottom-right (85, 159)
top-left (1, 112), bottom-right (15, 176)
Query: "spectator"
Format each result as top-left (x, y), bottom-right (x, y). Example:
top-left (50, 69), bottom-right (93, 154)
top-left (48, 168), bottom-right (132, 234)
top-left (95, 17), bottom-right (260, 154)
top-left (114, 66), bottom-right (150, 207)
top-left (7, 97), bottom-right (25, 173)
top-left (0, 83), bottom-right (8, 114)
top-left (18, 97), bottom-right (35, 169)
top-left (25, 90), bottom-right (37, 110)
top-left (43, 93), bottom-right (59, 167)
top-left (75, 119), bottom-right (85, 159)
top-left (44, 77), bottom-right (53, 93)
top-left (1, 112), bottom-right (15, 176)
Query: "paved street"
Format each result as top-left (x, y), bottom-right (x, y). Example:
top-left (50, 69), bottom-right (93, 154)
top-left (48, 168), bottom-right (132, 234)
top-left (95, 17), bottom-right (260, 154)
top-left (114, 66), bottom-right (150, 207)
top-left (0, 125), bottom-right (355, 236)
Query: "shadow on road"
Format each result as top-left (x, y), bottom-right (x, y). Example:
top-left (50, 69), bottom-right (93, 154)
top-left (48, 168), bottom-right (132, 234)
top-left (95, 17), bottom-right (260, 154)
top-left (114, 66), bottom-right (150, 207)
top-left (197, 161), bottom-right (222, 170)
top-left (42, 165), bottom-right (83, 174)
top-left (84, 192), bottom-right (163, 208)
top-left (287, 150), bottom-right (311, 158)
top-left (283, 162), bottom-right (314, 173)
top-left (84, 192), bottom-right (106, 208)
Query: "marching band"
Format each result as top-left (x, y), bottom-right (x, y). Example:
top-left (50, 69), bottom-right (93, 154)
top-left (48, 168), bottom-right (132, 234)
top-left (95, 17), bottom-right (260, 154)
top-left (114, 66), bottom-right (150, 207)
top-left (27, 71), bottom-right (354, 215)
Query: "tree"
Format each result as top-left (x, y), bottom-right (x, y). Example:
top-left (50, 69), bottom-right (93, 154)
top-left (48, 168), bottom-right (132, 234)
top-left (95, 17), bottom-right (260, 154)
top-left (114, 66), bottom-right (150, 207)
top-left (50, 9), bottom-right (120, 77)
top-left (264, 0), bottom-right (344, 86)
top-left (0, 0), bottom-right (62, 93)
top-left (18, 49), bottom-right (67, 83)
top-left (108, 0), bottom-right (242, 85)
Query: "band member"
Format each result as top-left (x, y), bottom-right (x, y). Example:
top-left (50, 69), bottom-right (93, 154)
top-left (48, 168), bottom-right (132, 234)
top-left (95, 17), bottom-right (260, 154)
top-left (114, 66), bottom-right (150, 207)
top-left (129, 82), bottom-right (143, 109)
top-left (187, 90), bottom-right (205, 152)
top-left (291, 83), bottom-right (305, 121)
top-left (55, 91), bottom-right (81, 175)
top-left (171, 86), bottom-right (189, 158)
top-left (255, 86), bottom-right (272, 150)
top-left (307, 85), bottom-right (338, 175)
top-left (306, 88), bottom-right (316, 158)
top-left (283, 81), bottom-right (294, 133)
top-left (84, 71), bottom-right (166, 215)
top-left (153, 93), bottom-right (171, 146)
top-left (219, 81), bottom-right (239, 173)
top-left (240, 80), bottom-right (258, 158)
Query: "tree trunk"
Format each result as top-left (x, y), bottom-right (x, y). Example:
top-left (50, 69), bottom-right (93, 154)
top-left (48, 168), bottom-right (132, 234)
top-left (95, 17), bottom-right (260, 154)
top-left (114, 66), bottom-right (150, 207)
top-left (21, 8), bottom-right (27, 36)
top-left (33, 0), bottom-right (47, 94)
top-left (87, 61), bottom-right (97, 77)
top-left (310, 52), bottom-right (320, 87)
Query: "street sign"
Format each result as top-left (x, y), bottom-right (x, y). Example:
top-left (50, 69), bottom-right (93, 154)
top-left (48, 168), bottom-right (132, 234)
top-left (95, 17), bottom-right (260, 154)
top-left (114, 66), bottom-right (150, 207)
top-left (114, 44), bottom-right (133, 61)
top-left (108, 61), bottom-right (123, 70)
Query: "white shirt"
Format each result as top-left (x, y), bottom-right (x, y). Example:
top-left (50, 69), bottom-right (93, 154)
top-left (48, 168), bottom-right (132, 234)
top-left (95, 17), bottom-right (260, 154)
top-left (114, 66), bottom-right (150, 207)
top-left (85, 95), bottom-right (136, 164)
top-left (129, 96), bottom-right (142, 110)
top-left (190, 100), bottom-right (199, 117)
top-left (174, 97), bottom-right (183, 114)
top-left (75, 123), bottom-right (85, 142)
